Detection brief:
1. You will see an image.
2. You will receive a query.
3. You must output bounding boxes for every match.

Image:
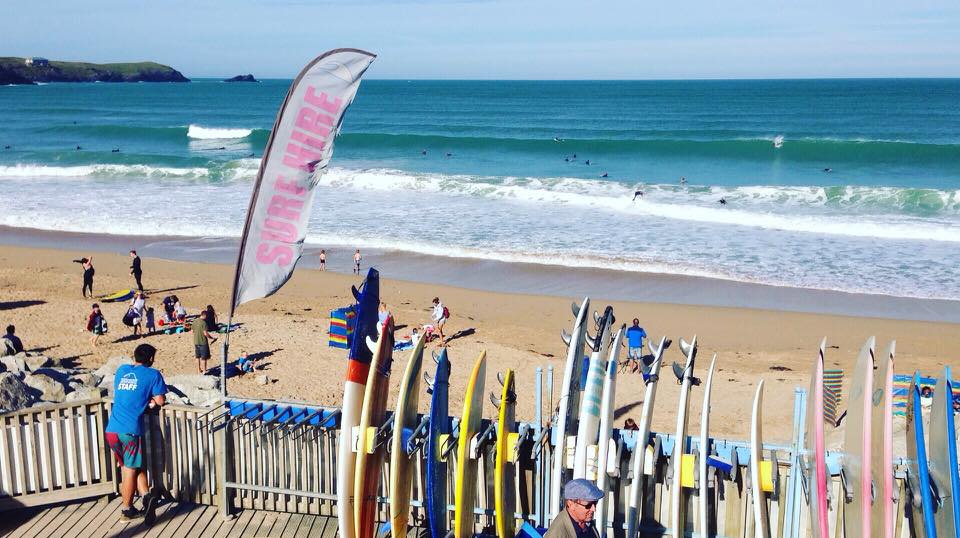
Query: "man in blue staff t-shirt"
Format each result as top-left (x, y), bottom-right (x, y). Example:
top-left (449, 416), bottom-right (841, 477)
top-left (626, 318), bottom-right (647, 373)
top-left (105, 343), bottom-right (167, 521)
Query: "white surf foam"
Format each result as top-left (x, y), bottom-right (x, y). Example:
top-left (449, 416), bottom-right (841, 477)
top-left (187, 124), bottom-right (252, 140)
top-left (0, 164), bottom-right (209, 179)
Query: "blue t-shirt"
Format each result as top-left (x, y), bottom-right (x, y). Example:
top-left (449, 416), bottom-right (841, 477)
top-left (106, 364), bottom-right (167, 435)
top-left (626, 325), bottom-right (647, 348)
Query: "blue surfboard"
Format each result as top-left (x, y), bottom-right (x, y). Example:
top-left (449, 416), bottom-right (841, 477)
top-left (425, 348), bottom-right (451, 538)
top-left (930, 366), bottom-right (960, 535)
top-left (907, 371), bottom-right (936, 537)
top-left (349, 268), bottom-right (380, 364)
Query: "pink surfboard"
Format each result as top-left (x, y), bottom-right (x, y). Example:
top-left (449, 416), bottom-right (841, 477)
top-left (805, 338), bottom-right (829, 538)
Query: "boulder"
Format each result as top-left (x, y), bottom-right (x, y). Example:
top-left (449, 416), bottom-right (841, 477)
top-left (71, 373), bottom-right (101, 387)
top-left (256, 375), bottom-right (270, 386)
top-left (0, 355), bottom-right (27, 376)
top-left (94, 355), bottom-right (134, 379)
top-left (24, 372), bottom-right (67, 403)
top-left (165, 375), bottom-right (221, 407)
top-left (65, 386), bottom-right (106, 402)
top-left (0, 372), bottom-right (37, 412)
top-left (23, 353), bottom-right (54, 372)
top-left (224, 74), bottom-right (258, 83)
top-left (30, 367), bottom-right (73, 386)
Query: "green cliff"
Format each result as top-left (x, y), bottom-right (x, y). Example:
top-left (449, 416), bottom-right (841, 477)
top-left (0, 58), bottom-right (190, 84)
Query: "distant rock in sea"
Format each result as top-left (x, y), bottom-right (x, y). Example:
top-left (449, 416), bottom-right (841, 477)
top-left (0, 57), bottom-right (189, 83)
top-left (225, 74), bottom-right (259, 83)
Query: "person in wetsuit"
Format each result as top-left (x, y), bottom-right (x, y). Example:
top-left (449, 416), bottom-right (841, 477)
top-left (74, 256), bottom-right (95, 297)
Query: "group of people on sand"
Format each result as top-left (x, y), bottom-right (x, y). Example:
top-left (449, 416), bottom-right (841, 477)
top-left (73, 250), bottom-right (144, 299)
top-left (377, 296), bottom-right (451, 347)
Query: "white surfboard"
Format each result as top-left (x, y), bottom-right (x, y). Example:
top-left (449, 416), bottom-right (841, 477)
top-left (751, 379), bottom-right (771, 538)
top-left (595, 324), bottom-right (625, 535)
top-left (670, 335), bottom-right (698, 538)
top-left (842, 337), bottom-right (875, 538)
top-left (625, 336), bottom-right (667, 538)
top-left (573, 307), bottom-right (615, 479)
top-left (549, 297), bottom-right (590, 519)
top-left (698, 353), bottom-right (718, 538)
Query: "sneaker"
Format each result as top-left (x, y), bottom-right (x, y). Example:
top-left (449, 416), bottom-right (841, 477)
top-left (139, 493), bottom-right (153, 513)
top-left (120, 506), bottom-right (144, 521)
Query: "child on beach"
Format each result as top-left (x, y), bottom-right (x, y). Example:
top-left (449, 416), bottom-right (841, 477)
top-left (238, 351), bottom-right (257, 375)
top-left (353, 249), bottom-right (362, 275)
top-left (87, 303), bottom-right (108, 346)
top-left (174, 299), bottom-right (187, 323)
top-left (319, 249), bottom-right (326, 271)
top-left (145, 307), bottom-right (156, 333)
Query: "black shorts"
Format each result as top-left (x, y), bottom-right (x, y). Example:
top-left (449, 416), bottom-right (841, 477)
top-left (195, 344), bottom-right (210, 359)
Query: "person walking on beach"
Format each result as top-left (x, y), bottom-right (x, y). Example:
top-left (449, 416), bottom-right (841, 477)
top-left (626, 318), bottom-right (647, 373)
top-left (191, 310), bottom-right (218, 374)
top-left (319, 249), bottom-right (326, 271)
top-left (105, 343), bottom-right (167, 521)
top-left (128, 291), bottom-right (146, 337)
top-left (74, 256), bottom-right (95, 297)
top-left (87, 303), bottom-right (108, 346)
top-left (545, 479), bottom-right (603, 538)
top-left (129, 250), bottom-right (144, 294)
top-left (2, 325), bottom-right (24, 355)
top-left (353, 249), bottom-right (362, 275)
top-left (431, 297), bottom-right (449, 346)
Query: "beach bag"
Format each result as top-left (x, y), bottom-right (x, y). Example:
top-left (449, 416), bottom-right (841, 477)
top-left (122, 308), bottom-right (139, 327)
top-left (442, 306), bottom-right (450, 319)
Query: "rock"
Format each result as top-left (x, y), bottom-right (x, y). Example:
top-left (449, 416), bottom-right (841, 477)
top-left (24, 354), bottom-right (54, 372)
top-left (224, 74), bottom-right (258, 83)
top-left (165, 375), bottom-right (220, 407)
top-left (30, 367), bottom-right (73, 386)
top-left (65, 386), bottom-right (106, 402)
top-left (71, 373), bottom-right (100, 387)
top-left (256, 375), bottom-right (270, 386)
top-left (0, 355), bottom-right (27, 376)
top-left (0, 372), bottom-right (36, 412)
top-left (24, 372), bottom-right (67, 403)
top-left (94, 355), bottom-right (134, 380)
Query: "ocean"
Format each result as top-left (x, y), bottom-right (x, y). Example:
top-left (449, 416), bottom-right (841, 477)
top-left (1, 79), bottom-right (958, 302)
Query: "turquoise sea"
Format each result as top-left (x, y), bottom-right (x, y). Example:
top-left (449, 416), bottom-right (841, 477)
top-left (1, 79), bottom-right (958, 300)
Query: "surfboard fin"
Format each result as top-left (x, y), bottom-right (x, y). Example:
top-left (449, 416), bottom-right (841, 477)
top-left (593, 310), bottom-right (601, 326)
top-left (585, 332), bottom-right (596, 349)
top-left (431, 349), bottom-right (440, 363)
top-left (423, 371), bottom-right (434, 392)
top-left (489, 392), bottom-right (501, 408)
top-left (497, 371), bottom-right (506, 386)
top-left (571, 301), bottom-right (580, 317)
top-left (366, 336), bottom-right (378, 353)
top-left (560, 329), bottom-right (571, 346)
top-left (679, 337), bottom-right (697, 358)
top-left (672, 362), bottom-right (685, 381)
top-left (351, 285), bottom-right (362, 302)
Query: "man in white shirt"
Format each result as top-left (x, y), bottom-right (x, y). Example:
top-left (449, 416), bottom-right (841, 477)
top-left (431, 297), bottom-right (447, 346)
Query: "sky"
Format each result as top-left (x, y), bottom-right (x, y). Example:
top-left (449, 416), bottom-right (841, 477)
top-left (4, 0), bottom-right (960, 79)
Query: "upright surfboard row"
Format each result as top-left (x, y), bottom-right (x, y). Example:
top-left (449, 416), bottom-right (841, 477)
top-left (334, 283), bottom-right (960, 538)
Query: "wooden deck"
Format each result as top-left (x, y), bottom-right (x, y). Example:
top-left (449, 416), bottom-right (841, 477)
top-left (0, 496), bottom-right (350, 538)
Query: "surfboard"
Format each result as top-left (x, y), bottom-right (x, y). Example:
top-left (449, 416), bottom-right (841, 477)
top-left (494, 369), bottom-right (517, 538)
top-left (698, 353), bottom-right (718, 538)
top-left (906, 371), bottom-right (937, 538)
top-left (750, 379), bottom-right (771, 538)
top-left (929, 365), bottom-right (960, 535)
top-left (625, 336), bottom-right (667, 538)
top-left (871, 341), bottom-right (895, 538)
top-left (353, 316), bottom-right (395, 538)
top-left (573, 306), bottom-right (614, 479)
top-left (842, 336), bottom-right (875, 538)
top-left (388, 332), bottom-right (426, 536)
top-left (338, 268), bottom-right (380, 538)
top-left (670, 335), bottom-right (698, 538)
top-left (804, 338), bottom-right (830, 538)
top-left (549, 297), bottom-right (590, 519)
top-left (453, 351), bottom-right (486, 538)
top-left (425, 348), bottom-right (452, 538)
top-left (102, 288), bottom-right (135, 302)
top-left (595, 324), bottom-right (624, 536)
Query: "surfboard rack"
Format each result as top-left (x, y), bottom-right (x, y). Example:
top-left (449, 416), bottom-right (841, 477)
top-left (405, 415), bottom-right (431, 455)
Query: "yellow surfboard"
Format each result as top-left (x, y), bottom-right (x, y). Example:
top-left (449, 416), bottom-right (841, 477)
top-left (453, 351), bottom-right (486, 538)
top-left (494, 369), bottom-right (517, 538)
top-left (388, 334), bottom-right (426, 535)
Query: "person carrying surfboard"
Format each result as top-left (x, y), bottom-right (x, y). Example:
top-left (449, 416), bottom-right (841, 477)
top-left (544, 479), bottom-right (604, 538)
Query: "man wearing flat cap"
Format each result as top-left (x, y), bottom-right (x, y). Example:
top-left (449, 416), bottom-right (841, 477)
top-left (545, 478), bottom-right (603, 538)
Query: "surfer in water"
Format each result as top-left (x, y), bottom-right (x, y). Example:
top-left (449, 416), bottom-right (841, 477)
top-left (679, 176), bottom-right (687, 186)
top-left (601, 172), bottom-right (608, 178)
top-left (632, 189), bottom-right (644, 201)
top-left (823, 168), bottom-right (832, 173)
top-left (421, 149), bottom-right (427, 155)
top-left (719, 198), bottom-right (728, 205)
top-left (585, 159), bottom-right (591, 165)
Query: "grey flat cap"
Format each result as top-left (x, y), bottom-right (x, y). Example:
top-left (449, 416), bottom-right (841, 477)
top-left (563, 479), bottom-right (603, 501)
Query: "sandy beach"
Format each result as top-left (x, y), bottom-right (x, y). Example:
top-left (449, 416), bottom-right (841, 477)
top-left (1, 241), bottom-right (957, 446)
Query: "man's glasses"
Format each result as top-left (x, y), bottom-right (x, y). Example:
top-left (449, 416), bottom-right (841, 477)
top-left (573, 500), bottom-right (597, 509)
